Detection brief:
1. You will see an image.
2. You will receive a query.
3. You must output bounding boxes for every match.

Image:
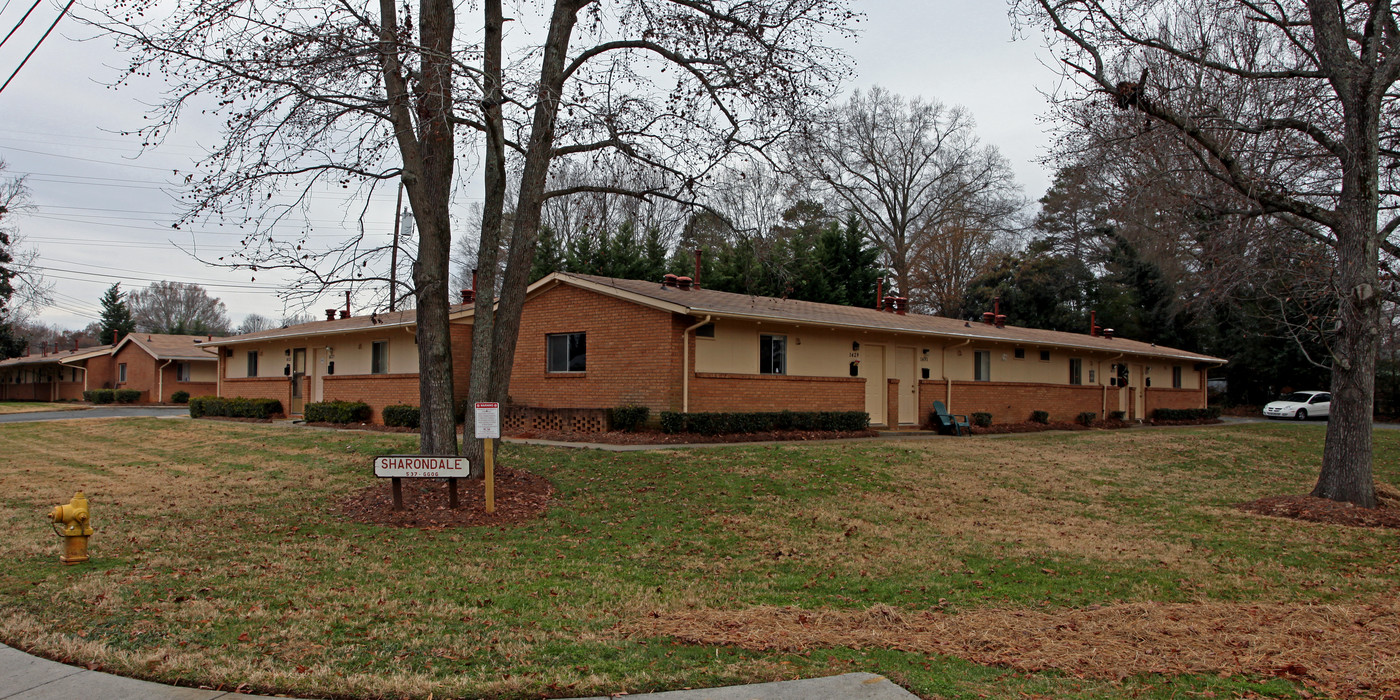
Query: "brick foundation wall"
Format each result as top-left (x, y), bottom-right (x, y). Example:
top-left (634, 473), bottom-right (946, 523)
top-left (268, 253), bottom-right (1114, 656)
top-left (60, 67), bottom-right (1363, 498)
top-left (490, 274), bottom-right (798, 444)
top-left (689, 372), bottom-right (866, 413)
top-left (57, 382), bottom-right (85, 401)
top-left (0, 383), bottom-right (46, 401)
top-left (933, 381), bottom-right (1117, 425)
top-left (503, 405), bottom-right (609, 434)
top-left (1144, 388), bottom-right (1206, 415)
top-left (449, 323), bottom-right (473, 405)
top-left (509, 284), bottom-right (683, 412)
top-left (222, 377), bottom-right (292, 414)
top-left (322, 374), bottom-right (421, 423)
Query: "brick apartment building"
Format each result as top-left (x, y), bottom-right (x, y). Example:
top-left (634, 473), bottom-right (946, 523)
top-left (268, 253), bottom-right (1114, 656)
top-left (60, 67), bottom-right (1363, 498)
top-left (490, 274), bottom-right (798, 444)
top-left (0, 334), bottom-right (219, 404)
top-left (208, 272), bottom-right (1224, 428)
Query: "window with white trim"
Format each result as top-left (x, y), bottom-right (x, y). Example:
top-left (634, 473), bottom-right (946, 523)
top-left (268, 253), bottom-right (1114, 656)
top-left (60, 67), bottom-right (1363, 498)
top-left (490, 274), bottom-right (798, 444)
top-left (176, 361), bottom-right (191, 382)
top-left (118, 363), bottom-right (128, 383)
top-left (246, 351), bottom-right (258, 377)
top-left (974, 351), bottom-right (990, 381)
top-left (371, 341), bottom-right (390, 374)
top-left (759, 334), bottom-right (786, 375)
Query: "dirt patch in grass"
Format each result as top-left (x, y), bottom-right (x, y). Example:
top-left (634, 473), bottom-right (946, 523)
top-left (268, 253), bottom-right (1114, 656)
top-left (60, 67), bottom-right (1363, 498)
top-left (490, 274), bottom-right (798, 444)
top-left (508, 428), bottom-right (879, 444)
top-left (1236, 484), bottom-right (1400, 529)
top-left (339, 466), bottom-right (553, 527)
top-left (625, 600), bottom-right (1400, 699)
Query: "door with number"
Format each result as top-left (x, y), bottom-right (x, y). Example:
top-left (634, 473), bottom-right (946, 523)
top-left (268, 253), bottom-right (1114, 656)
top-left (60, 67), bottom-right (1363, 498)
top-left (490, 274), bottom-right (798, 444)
top-left (892, 346), bottom-right (918, 426)
top-left (290, 348), bottom-right (307, 415)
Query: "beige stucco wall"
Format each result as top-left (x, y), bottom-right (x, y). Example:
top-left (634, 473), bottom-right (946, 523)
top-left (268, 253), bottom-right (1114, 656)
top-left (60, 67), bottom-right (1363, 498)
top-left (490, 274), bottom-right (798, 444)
top-left (222, 329), bottom-right (419, 379)
top-left (188, 361), bottom-right (218, 382)
top-left (693, 318), bottom-right (1202, 390)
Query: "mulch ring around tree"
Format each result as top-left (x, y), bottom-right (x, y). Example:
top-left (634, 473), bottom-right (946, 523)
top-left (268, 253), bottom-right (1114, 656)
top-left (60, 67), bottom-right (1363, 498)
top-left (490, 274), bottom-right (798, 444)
top-left (340, 467), bottom-right (553, 527)
top-left (507, 429), bottom-right (880, 444)
top-left (1236, 484), bottom-right (1400, 529)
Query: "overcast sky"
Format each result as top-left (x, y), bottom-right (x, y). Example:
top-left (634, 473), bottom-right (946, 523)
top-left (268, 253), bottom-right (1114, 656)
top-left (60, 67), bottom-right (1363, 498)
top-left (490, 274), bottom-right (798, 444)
top-left (0, 0), bottom-right (1058, 332)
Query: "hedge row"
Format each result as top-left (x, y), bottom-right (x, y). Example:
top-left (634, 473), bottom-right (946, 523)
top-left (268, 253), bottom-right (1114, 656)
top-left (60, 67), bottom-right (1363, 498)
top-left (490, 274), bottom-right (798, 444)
top-left (189, 396), bottom-right (283, 419)
top-left (82, 389), bottom-right (141, 404)
top-left (304, 401), bottom-right (371, 424)
top-left (658, 410), bottom-right (869, 435)
top-left (83, 390), bottom-right (114, 404)
top-left (171, 391), bottom-right (190, 404)
top-left (609, 404), bottom-right (650, 432)
top-left (1151, 407), bottom-right (1221, 421)
top-left (382, 404), bottom-right (420, 428)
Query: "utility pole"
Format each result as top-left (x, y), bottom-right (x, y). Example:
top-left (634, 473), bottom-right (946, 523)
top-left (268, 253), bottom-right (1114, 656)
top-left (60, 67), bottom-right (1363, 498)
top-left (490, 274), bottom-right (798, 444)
top-left (389, 182), bottom-right (404, 311)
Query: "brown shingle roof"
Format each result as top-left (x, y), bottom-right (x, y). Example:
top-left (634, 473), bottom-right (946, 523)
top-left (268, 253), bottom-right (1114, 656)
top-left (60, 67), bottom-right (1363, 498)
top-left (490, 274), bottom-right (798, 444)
top-left (558, 273), bottom-right (1226, 364)
top-left (202, 305), bottom-right (473, 346)
top-left (0, 345), bottom-right (113, 368)
top-left (117, 334), bottom-right (223, 361)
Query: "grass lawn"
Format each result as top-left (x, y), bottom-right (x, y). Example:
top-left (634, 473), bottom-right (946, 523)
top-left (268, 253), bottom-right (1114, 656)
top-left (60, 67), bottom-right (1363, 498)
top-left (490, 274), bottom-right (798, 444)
top-left (1, 419), bottom-right (1396, 699)
top-left (0, 401), bottom-right (87, 415)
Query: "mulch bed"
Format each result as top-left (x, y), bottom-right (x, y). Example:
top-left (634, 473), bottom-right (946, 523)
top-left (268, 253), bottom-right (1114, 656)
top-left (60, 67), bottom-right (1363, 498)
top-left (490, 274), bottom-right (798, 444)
top-left (198, 416), bottom-right (276, 424)
top-left (339, 466), bottom-right (553, 527)
top-left (507, 429), bottom-right (880, 444)
top-left (968, 419), bottom-right (1132, 435)
top-left (1146, 418), bottom-right (1224, 427)
top-left (1236, 491), bottom-right (1400, 529)
top-left (303, 421), bottom-right (418, 433)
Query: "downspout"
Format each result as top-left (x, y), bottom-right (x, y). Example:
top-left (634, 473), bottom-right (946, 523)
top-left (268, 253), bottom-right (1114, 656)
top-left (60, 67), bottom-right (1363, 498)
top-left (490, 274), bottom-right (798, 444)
top-left (159, 359), bottom-right (174, 404)
top-left (1102, 352), bottom-right (1123, 417)
top-left (681, 314), bottom-right (712, 413)
top-left (942, 338), bottom-right (972, 409)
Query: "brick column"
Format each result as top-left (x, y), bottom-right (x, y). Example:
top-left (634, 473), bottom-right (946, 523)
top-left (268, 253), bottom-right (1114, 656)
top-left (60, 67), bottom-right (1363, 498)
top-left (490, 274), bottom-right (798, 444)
top-left (887, 378), bottom-right (900, 429)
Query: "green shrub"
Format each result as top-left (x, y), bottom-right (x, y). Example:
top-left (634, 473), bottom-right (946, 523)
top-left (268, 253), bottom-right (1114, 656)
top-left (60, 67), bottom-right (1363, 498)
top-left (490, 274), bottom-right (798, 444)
top-left (1029, 410), bottom-right (1050, 424)
top-left (114, 389), bottom-right (142, 404)
top-left (1150, 407), bottom-right (1221, 421)
top-left (1076, 411), bottom-right (1097, 426)
top-left (382, 404), bottom-right (421, 428)
top-left (659, 411), bottom-right (684, 433)
top-left (188, 396), bottom-right (282, 419)
top-left (1109, 411), bottom-right (1127, 421)
top-left (971, 412), bottom-right (993, 427)
top-left (83, 389), bottom-right (115, 404)
top-left (609, 404), bottom-right (650, 432)
top-left (654, 410), bottom-right (868, 435)
top-left (171, 391), bottom-right (190, 404)
top-left (304, 400), bottom-right (371, 424)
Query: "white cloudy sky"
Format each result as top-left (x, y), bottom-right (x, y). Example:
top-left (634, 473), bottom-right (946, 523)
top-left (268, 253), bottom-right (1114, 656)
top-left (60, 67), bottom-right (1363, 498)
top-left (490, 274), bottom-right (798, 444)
top-left (0, 0), bottom-right (1058, 331)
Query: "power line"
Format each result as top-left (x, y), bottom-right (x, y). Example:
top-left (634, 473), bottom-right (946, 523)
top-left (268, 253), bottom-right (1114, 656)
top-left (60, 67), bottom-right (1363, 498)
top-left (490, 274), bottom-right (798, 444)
top-left (0, 0), bottom-right (78, 95)
top-left (31, 265), bottom-right (286, 291)
top-left (0, 0), bottom-right (41, 50)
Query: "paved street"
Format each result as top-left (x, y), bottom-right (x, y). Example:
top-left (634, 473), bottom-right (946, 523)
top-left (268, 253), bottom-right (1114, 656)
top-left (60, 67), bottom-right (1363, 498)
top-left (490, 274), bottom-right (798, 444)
top-left (0, 406), bottom-right (189, 424)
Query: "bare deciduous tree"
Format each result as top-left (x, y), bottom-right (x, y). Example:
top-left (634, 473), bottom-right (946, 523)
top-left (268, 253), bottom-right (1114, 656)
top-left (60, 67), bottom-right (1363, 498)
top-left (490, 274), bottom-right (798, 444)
top-left (1016, 0), bottom-right (1400, 507)
top-left (129, 281), bottom-right (232, 336)
top-left (789, 86), bottom-right (1023, 308)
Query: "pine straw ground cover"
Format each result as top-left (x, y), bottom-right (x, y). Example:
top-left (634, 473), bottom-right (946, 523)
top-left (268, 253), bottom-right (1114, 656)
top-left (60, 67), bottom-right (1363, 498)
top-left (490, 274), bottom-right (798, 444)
top-left (1, 419), bottom-right (1397, 699)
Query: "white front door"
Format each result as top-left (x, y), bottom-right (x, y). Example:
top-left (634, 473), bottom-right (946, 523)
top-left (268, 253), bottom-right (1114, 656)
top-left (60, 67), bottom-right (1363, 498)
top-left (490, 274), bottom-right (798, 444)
top-left (862, 345), bottom-right (887, 426)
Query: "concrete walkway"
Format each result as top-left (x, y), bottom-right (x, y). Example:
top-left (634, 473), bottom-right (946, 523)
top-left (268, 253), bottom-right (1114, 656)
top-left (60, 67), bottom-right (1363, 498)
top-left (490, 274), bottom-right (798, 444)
top-left (0, 406), bottom-right (189, 424)
top-left (1, 644), bottom-right (916, 700)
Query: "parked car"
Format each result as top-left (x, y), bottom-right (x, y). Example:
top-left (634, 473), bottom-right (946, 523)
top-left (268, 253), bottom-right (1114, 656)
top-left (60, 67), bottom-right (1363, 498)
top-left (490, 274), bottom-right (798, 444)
top-left (1263, 391), bottom-right (1331, 420)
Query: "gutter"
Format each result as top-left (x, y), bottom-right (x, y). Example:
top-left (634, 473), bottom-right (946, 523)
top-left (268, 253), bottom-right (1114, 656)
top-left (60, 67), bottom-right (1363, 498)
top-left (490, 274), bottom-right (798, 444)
top-left (680, 315), bottom-right (712, 413)
top-left (158, 359), bottom-right (173, 404)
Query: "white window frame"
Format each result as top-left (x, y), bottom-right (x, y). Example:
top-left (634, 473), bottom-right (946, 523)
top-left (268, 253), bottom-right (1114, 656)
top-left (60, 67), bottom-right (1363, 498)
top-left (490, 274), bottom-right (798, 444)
top-left (371, 340), bottom-right (390, 375)
top-left (546, 332), bottom-right (587, 373)
top-left (759, 334), bottom-right (787, 375)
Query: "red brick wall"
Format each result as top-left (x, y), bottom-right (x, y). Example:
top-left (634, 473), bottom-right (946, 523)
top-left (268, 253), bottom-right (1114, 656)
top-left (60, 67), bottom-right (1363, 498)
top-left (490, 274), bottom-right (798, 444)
top-left (112, 344), bottom-right (157, 403)
top-left (1145, 388), bottom-right (1206, 415)
top-left (689, 372), bottom-right (865, 413)
top-left (322, 374), bottom-right (421, 423)
top-left (85, 357), bottom-right (116, 390)
top-left (933, 381), bottom-right (1117, 425)
top-left (508, 284), bottom-right (683, 412)
top-left (887, 378), bottom-right (900, 428)
top-left (0, 382), bottom-right (45, 400)
top-left (57, 382), bottom-right (85, 401)
top-left (450, 323), bottom-right (473, 405)
top-left (222, 377), bottom-right (292, 412)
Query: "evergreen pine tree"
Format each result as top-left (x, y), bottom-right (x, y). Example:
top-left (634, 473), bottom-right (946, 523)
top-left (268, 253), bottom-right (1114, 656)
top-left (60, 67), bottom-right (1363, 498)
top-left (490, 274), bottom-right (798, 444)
top-left (529, 226), bottom-right (567, 282)
top-left (98, 283), bottom-right (136, 345)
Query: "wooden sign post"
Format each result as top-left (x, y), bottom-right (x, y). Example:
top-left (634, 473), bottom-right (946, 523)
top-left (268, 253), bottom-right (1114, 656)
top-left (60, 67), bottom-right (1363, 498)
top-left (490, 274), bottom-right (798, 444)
top-left (373, 456), bottom-right (470, 511)
top-left (474, 402), bottom-right (500, 513)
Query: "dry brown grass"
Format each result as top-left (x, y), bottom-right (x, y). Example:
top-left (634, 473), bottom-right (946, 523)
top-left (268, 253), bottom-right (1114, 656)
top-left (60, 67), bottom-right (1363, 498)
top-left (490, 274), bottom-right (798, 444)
top-left (0, 402), bottom-right (85, 414)
top-left (624, 601), bottom-right (1400, 699)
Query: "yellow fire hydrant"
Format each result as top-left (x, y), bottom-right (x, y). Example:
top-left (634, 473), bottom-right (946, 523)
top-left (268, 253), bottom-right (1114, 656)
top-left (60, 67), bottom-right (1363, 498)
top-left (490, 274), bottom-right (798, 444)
top-left (49, 492), bottom-right (93, 565)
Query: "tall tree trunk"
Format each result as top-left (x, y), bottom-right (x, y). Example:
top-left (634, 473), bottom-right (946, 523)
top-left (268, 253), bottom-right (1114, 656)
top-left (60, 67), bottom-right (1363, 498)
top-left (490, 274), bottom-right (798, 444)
top-left (411, 0), bottom-right (457, 456)
top-left (463, 0), bottom-right (508, 477)
top-left (1313, 76), bottom-right (1381, 508)
top-left (488, 1), bottom-right (582, 401)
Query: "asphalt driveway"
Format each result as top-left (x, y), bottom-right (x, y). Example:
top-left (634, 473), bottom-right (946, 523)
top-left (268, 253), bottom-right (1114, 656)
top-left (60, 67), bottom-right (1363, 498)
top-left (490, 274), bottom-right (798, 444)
top-left (0, 406), bottom-right (190, 424)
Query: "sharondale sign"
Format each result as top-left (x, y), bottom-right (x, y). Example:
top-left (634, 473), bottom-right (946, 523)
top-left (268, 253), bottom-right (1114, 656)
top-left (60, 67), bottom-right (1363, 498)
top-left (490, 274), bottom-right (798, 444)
top-left (373, 456), bottom-right (469, 479)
